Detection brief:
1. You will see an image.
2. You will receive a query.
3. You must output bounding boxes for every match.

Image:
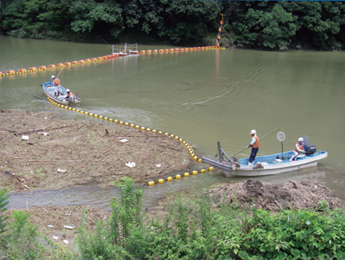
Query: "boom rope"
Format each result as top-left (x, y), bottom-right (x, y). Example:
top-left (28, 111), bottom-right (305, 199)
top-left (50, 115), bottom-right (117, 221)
top-left (46, 96), bottom-right (214, 186)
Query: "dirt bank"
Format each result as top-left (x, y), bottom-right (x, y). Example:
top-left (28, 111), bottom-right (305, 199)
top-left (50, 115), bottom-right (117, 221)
top-left (0, 109), bottom-right (194, 193)
top-left (207, 179), bottom-right (345, 211)
top-left (2, 110), bottom-right (344, 252)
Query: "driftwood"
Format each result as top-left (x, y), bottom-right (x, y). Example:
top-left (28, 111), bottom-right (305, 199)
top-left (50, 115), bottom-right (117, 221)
top-left (14, 124), bottom-right (80, 136)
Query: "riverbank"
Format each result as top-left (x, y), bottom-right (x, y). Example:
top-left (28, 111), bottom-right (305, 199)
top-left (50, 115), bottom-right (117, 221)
top-left (0, 109), bottom-right (194, 193)
top-left (2, 109), bottom-right (345, 253)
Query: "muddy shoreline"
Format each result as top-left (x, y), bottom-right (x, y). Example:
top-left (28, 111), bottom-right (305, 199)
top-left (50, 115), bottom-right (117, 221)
top-left (1, 109), bottom-right (344, 250)
top-left (0, 109), bottom-right (194, 193)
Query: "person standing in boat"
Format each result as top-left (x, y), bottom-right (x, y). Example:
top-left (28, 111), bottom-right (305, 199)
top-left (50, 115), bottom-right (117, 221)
top-left (247, 129), bottom-right (260, 165)
top-left (290, 137), bottom-right (306, 161)
top-left (52, 75), bottom-right (62, 96)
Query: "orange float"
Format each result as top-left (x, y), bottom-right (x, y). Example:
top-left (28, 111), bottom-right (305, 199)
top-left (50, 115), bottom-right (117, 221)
top-left (85, 59), bottom-right (91, 63)
top-left (153, 49), bottom-right (158, 53)
top-left (147, 50), bottom-right (152, 54)
top-left (169, 48), bottom-right (174, 52)
top-left (57, 63), bottom-right (64, 67)
top-left (140, 50), bottom-right (146, 54)
top-left (174, 48), bottom-right (179, 52)
top-left (0, 71), bottom-right (3, 76)
top-left (72, 61), bottom-right (78, 65)
top-left (29, 67), bottom-right (38, 72)
top-left (79, 60), bottom-right (85, 64)
top-left (18, 68), bottom-right (27, 73)
top-left (49, 64), bottom-right (56, 69)
top-left (6, 70), bottom-right (16, 75)
top-left (159, 49), bottom-right (164, 53)
top-left (39, 66), bottom-right (47, 70)
top-left (64, 62), bottom-right (71, 66)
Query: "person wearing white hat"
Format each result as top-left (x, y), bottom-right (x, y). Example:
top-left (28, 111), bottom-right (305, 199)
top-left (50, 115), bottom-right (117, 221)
top-left (247, 129), bottom-right (260, 165)
top-left (290, 137), bottom-right (306, 161)
top-left (65, 89), bottom-right (71, 101)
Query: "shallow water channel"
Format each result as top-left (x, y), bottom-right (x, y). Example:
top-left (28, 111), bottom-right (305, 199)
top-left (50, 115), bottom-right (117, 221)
top-left (1, 36), bottom-right (344, 208)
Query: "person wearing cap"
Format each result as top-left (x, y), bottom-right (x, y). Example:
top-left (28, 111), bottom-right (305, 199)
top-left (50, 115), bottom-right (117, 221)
top-left (65, 89), bottom-right (71, 101)
top-left (247, 129), bottom-right (260, 165)
top-left (290, 137), bottom-right (306, 161)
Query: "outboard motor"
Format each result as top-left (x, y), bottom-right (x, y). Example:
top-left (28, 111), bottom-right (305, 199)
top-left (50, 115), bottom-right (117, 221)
top-left (302, 135), bottom-right (316, 155)
top-left (305, 145), bottom-right (317, 155)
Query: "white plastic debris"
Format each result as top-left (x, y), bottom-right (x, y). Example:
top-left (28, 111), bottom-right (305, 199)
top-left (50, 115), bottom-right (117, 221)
top-left (21, 135), bottom-right (29, 141)
top-left (57, 168), bottom-right (67, 173)
top-left (52, 236), bottom-right (59, 240)
top-left (156, 164), bottom-right (161, 167)
top-left (38, 132), bottom-right (50, 136)
top-left (119, 139), bottom-right (128, 143)
top-left (125, 162), bottom-right (136, 168)
top-left (63, 240), bottom-right (69, 244)
top-left (47, 225), bottom-right (54, 228)
top-left (64, 224), bottom-right (75, 230)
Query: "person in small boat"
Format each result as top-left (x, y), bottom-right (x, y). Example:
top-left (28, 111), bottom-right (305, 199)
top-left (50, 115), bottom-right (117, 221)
top-left (65, 89), bottom-right (71, 101)
top-left (52, 75), bottom-right (62, 96)
top-left (290, 137), bottom-right (306, 161)
top-left (247, 129), bottom-right (260, 165)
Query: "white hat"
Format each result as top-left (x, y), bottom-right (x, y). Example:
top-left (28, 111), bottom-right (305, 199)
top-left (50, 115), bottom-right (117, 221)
top-left (298, 137), bottom-right (303, 142)
top-left (250, 129), bottom-right (256, 135)
top-left (66, 89), bottom-right (70, 92)
top-left (51, 75), bottom-right (55, 79)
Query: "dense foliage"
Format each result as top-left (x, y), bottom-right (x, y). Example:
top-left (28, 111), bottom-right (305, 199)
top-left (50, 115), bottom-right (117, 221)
top-left (1, 181), bottom-right (345, 259)
top-left (1, 0), bottom-right (345, 49)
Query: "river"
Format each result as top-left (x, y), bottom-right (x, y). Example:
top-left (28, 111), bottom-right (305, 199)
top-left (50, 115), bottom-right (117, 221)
top-left (1, 35), bottom-right (344, 209)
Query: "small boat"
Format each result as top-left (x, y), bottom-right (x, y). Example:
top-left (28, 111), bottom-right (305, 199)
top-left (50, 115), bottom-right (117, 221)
top-left (112, 43), bottom-right (140, 56)
top-left (202, 139), bottom-right (328, 177)
top-left (42, 80), bottom-right (81, 105)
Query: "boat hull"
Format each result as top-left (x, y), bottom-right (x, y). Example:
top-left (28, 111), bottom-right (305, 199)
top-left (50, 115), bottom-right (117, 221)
top-left (202, 150), bottom-right (328, 177)
top-left (42, 81), bottom-right (81, 105)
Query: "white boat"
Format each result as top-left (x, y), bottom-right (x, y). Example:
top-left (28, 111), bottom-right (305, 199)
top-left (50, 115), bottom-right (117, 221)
top-left (202, 140), bottom-right (328, 177)
top-left (42, 80), bottom-right (81, 105)
top-left (112, 43), bottom-right (140, 56)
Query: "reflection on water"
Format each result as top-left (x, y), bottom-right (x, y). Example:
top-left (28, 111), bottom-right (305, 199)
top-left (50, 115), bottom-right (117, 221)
top-left (1, 36), bottom-right (345, 207)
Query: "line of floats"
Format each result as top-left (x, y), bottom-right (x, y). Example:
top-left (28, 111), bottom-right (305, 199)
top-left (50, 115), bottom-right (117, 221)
top-left (0, 45), bottom-right (223, 78)
top-left (45, 94), bottom-right (215, 187)
top-left (4, 43), bottom-right (223, 185)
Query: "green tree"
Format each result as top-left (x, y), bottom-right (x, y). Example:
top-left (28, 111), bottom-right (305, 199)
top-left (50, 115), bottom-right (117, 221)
top-left (4, 211), bottom-right (43, 259)
top-left (69, 0), bottom-right (123, 39)
top-left (162, 0), bottom-right (222, 45)
top-left (233, 3), bottom-right (296, 49)
top-left (0, 190), bottom-right (9, 249)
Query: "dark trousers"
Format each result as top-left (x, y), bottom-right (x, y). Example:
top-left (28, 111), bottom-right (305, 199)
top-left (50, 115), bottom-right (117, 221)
top-left (249, 148), bottom-right (259, 163)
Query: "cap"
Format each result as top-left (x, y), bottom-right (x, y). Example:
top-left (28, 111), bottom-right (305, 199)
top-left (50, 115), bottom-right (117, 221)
top-left (250, 129), bottom-right (256, 135)
top-left (298, 137), bottom-right (303, 142)
top-left (51, 75), bottom-right (56, 79)
top-left (66, 89), bottom-right (70, 92)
